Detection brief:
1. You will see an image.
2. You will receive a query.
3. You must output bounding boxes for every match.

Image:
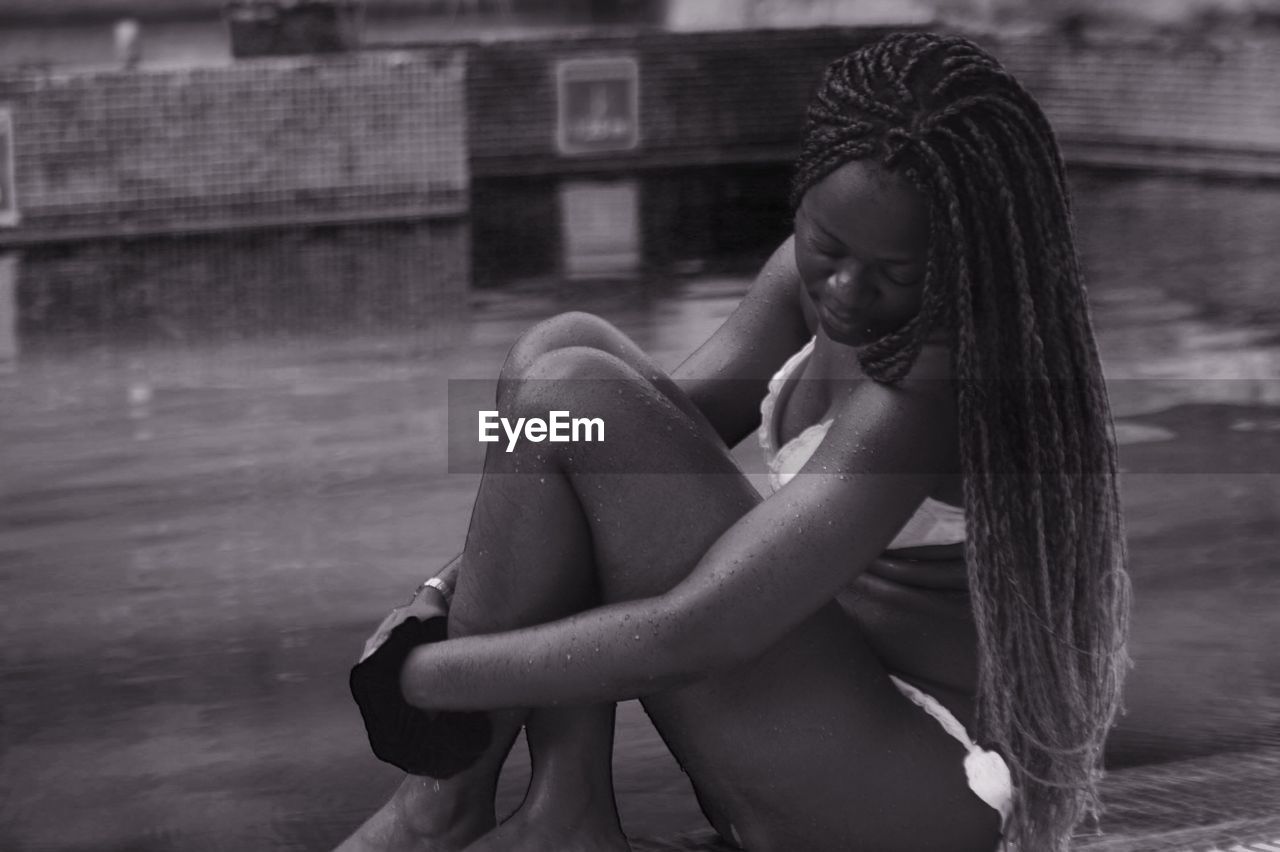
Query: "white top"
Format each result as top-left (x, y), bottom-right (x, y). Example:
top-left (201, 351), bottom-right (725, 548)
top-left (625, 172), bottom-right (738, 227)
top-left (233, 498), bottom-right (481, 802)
top-left (758, 336), bottom-right (966, 551)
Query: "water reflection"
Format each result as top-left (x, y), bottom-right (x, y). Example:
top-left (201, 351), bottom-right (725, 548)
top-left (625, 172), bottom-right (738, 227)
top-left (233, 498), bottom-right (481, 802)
top-left (0, 170), bottom-right (1277, 850)
top-left (9, 220), bottom-right (469, 352)
top-left (471, 164), bottom-right (791, 288)
top-left (1080, 173), bottom-right (1280, 425)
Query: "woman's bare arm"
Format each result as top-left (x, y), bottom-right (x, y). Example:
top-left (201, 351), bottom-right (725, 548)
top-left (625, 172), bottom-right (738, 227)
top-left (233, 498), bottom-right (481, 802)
top-left (672, 236), bottom-right (812, 448)
top-left (401, 356), bottom-right (959, 710)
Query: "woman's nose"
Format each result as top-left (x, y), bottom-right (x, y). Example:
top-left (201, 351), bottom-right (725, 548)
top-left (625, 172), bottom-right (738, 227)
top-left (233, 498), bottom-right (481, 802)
top-left (826, 263), bottom-right (875, 308)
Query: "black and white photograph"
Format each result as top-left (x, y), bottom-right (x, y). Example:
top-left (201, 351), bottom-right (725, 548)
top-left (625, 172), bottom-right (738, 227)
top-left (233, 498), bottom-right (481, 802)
top-left (1, 1), bottom-right (1277, 850)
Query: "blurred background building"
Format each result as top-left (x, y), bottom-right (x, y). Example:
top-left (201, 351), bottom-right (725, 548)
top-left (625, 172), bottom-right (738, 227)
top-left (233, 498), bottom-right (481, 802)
top-left (5, 0), bottom-right (1280, 68)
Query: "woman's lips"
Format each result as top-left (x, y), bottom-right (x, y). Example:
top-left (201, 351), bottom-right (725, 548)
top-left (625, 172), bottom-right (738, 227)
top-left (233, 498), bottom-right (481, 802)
top-left (820, 294), bottom-right (861, 320)
top-left (818, 302), bottom-right (872, 340)
top-left (815, 285), bottom-right (863, 322)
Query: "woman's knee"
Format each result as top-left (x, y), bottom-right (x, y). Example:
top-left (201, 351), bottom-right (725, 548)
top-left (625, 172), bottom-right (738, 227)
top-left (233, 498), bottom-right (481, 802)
top-left (504, 345), bottom-right (637, 416)
top-left (497, 312), bottom-right (619, 405)
top-left (501, 313), bottom-right (616, 380)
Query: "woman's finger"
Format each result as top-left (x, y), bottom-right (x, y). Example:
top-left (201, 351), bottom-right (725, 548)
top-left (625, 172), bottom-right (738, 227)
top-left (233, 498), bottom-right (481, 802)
top-left (360, 607), bottom-right (411, 663)
top-left (405, 594), bottom-right (449, 622)
top-left (357, 592), bottom-right (450, 664)
top-left (370, 609), bottom-right (407, 645)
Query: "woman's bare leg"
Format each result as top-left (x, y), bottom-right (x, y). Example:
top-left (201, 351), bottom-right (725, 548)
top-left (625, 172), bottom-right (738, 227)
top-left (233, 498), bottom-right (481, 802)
top-left (335, 618), bottom-right (622, 852)
top-left (344, 313), bottom-right (1000, 852)
top-left (448, 339), bottom-right (1001, 851)
top-left (334, 551), bottom-right (525, 852)
top-left (452, 314), bottom-right (715, 852)
top-left (337, 314), bottom-right (680, 852)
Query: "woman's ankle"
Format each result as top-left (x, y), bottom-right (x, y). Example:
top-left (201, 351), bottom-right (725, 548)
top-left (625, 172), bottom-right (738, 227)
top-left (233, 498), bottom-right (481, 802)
top-left (522, 704), bottom-right (620, 820)
top-left (390, 774), bottom-right (497, 841)
top-left (522, 761), bottom-right (623, 835)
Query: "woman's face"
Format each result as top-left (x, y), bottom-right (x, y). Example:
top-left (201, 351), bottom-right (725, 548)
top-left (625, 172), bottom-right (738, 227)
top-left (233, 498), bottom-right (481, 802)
top-left (794, 160), bottom-right (930, 347)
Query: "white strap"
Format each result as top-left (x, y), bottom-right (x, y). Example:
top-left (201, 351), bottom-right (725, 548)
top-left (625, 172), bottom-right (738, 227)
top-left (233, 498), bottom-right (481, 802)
top-left (889, 675), bottom-right (975, 749)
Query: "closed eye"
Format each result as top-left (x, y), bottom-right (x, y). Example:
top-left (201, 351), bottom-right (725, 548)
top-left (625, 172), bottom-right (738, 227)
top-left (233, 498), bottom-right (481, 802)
top-left (802, 228), bottom-right (842, 258)
top-left (882, 265), bottom-right (923, 286)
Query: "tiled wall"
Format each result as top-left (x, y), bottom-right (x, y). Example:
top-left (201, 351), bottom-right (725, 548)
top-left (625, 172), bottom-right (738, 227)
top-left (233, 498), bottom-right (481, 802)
top-left (0, 49), bottom-right (468, 242)
top-left (1, 28), bottom-right (1278, 246)
top-left (465, 27), bottom-right (1280, 179)
top-left (465, 27), bottom-right (901, 177)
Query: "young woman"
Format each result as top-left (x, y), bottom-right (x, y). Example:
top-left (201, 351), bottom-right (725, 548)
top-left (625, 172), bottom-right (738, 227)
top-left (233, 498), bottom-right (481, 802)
top-left (337, 31), bottom-right (1131, 852)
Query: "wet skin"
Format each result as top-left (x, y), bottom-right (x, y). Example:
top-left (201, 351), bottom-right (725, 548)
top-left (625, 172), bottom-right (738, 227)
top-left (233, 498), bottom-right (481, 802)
top-left (373, 156), bottom-right (998, 851)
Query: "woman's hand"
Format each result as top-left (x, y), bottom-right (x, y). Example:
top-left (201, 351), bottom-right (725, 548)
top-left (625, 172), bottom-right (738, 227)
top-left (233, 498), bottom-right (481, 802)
top-left (349, 582), bottom-right (491, 778)
top-left (359, 587), bottom-right (449, 664)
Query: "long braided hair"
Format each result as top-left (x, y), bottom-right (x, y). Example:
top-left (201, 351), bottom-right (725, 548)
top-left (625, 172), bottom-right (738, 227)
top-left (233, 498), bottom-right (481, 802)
top-left (793, 32), bottom-right (1132, 851)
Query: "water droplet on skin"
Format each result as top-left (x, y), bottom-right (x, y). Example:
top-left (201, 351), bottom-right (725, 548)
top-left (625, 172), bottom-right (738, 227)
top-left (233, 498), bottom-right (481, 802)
top-left (634, 634), bottom-right (641, 640)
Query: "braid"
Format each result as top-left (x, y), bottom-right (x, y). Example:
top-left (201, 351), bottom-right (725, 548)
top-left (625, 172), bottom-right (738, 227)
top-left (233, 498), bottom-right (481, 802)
top-left (792, 33), bottom-right (1132, 851)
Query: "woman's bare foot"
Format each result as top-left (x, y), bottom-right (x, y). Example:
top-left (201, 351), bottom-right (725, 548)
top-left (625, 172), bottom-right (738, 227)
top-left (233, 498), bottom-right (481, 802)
top-left (333, 775), bottom-right (495, 852)
top-left (457, 704), bottom-right (630, 852)
top-left (460, 793), bottom-right (630, 852)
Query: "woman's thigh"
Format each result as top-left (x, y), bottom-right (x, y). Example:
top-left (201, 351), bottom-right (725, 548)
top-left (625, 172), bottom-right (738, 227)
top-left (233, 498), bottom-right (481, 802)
top-left (509, 347), bottom-right (1000, 852)
top-left (640, 607), bottom-right (1002, 852)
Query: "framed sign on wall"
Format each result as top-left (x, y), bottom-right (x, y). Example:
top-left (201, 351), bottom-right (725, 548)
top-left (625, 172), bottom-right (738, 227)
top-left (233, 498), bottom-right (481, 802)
top-left (0, 107), bottom-right (17, 228)
top-left (555, 57), bottom-right (640, 157)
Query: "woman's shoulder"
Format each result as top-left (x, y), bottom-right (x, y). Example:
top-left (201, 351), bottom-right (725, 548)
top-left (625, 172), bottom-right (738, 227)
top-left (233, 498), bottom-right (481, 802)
top-left (819, 339), bottom-right (959, 476)
top-left (904, 341), bottom-right (954, 383)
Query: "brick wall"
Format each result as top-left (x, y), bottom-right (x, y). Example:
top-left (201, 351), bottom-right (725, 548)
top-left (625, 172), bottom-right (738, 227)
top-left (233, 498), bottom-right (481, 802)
top-left (0, 48), bottom-right (469, 243)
